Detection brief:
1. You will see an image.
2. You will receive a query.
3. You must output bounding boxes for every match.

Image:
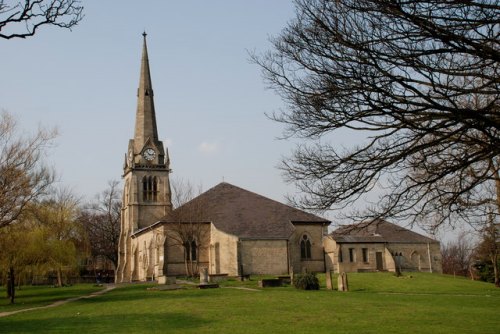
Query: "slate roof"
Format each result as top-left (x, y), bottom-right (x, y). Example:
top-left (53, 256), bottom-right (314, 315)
top-left (331, 219), bottom-right (438, 244)
top-left (160, 182), bottom-right (330, 239)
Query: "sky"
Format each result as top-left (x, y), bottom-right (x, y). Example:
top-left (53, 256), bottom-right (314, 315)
top-left (0, 1), bottom-right (466, 240)
top-left (1, 1), bottom-right (302, 206)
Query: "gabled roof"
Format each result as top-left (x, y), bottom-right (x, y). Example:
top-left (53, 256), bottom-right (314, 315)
top-left (331, 219), bottom-right (438, 244)
top-left (161, 182), bottom-right (330, 239)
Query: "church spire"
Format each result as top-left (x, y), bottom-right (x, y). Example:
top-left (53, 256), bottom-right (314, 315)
top-left (134, 32), bottom-right (159, 151)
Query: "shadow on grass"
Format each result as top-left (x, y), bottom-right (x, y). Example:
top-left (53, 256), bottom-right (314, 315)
top-left (1, 311), bottom-right (213, 333)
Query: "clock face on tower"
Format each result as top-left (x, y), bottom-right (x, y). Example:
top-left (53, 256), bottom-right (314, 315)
top-left (143, 148), bottom-right (156, 161)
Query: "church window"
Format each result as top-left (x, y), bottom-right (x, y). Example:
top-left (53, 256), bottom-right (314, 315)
top-left (185, 239), bottom-right (197, 261)
top-left (362, 248), bottom-right (368, 263)
top-left (153, 176), bottom-right (158, 201)
top-left (191, 240), bottom-right (197, 261)
top-left (349, 248), bottom-right (355, 262)
top-left (142, 176), bottom-right (159, 202)
top-left (142, 176), bottom-right (147, 201)
top-left (339, 248), bottom-right (343, 263)
top-left (300, 234), bottom-right (312, 260)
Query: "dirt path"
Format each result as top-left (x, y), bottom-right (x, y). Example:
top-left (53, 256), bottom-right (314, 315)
top-left (0, 284), bottom-right (116, 318)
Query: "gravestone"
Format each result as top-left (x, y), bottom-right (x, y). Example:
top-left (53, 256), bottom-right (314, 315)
top-left (338, 272), bottom-right (349, 292)
top-left (199, 267), bottom-right (208, 285)
top-left (325, 270), bottom-right (333, 290)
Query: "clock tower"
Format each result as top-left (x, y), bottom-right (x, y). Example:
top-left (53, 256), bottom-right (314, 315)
top-left (116, 33), bottom-right (172, 282)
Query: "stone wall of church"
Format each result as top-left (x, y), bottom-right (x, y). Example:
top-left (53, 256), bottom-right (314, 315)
top-left (163, 223), bottom-right (211, 276)
top-left (387, 243), bottom-right (442, 273)
top-left (336, 242), bottom-right (389, 273)
top-left (324, 237), bottom-right (442, 274)
top-left (239, 239), bottom-right (289, 275)
top-left (289, 223), bottom-right (327, 273)
top-left (130, 229), bottom-right (160, 281)
top-left (209, 227), bottom-right (239, 276)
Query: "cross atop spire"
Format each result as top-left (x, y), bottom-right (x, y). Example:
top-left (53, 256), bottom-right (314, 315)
top-left (133, 32), bottom-right (158, 151)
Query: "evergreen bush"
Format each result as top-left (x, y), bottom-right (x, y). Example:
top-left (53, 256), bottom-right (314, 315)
top-left (293, 273), bottom-right (320, 290)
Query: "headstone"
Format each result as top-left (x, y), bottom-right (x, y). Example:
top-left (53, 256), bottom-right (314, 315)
top-left (199, 267), bottom-right (209, 285)
top-left (157, 275), bottom-right (176, 285)
top-left (338, 272), bottom-right (349, 292)
top-left (325, 270), bottom-right (333, 290)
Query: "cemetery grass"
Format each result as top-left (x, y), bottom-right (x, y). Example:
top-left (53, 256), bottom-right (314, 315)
top-left (1, 273), bottom-right (499, 334)
top-left (0, 284), bottom-right (104, 313)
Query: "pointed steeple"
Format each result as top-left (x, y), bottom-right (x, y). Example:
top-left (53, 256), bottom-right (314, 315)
top-left (134, 32), bottom-right (159, 152)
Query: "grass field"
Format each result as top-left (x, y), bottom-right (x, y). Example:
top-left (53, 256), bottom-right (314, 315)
top-left (1, 273), bottom-right (499, 333)
top-left (0, 284), bottom-right (104, 313)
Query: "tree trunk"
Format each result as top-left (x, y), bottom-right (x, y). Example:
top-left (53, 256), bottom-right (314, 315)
top-left (184, 259), bottom-right (189, 277)
top-left (57, 267), bottom-right (63, 287)
top-left (492, 252), bottom-right (499, 288)
top-left (7, 266), bottom-right (15, 304)
top-left (494, 162), bottom-right (499, 288)
top-left (184, 246), bottom-right (190, 277)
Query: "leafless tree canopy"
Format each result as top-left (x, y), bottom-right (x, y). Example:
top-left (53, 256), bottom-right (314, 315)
top-left (441, 231), bottom-right (475, 278)
top-left (79, 180), bottom-right (122, 268)
top-left (0, 0), bottom-right (83, 39)
top-left (0, 111), bottom-right (57, 229)
top-left (168, 178), bottom-right (208, 276)
top-left (474, 213), bottom-right (500, 286)
top-left (253, 0), bottom-right (500, 229)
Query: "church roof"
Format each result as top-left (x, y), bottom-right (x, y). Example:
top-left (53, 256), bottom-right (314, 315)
top-left (161, 182), bottom-right (330, 239)
top-left (331, 219), bottom-right (438, 244)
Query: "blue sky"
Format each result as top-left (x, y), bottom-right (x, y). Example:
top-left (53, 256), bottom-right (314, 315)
top-left (1, 1), bottom-right (303, 206)
top-left (0, 0), bottom-right (467, 240)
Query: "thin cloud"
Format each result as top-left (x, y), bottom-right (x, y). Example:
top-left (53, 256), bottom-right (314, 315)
top-left (198, 141), bottom-right (218, 155)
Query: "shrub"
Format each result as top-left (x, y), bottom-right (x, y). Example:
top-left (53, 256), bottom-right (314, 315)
top-left (293, 273), bottom-right (320, 290)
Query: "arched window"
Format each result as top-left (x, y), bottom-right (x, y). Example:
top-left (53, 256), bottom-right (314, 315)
top-left (191, 240), bottom-right (197, 261)
top-left (300, 234), bottom-right (312, 260)
top-left (142, 176), bottom-right (158, 202)
top-left (142, 176), bottom-right (148, 201)
top-left (185, 239), bottom-right (197, 261)
top-left (153, 176), bottom-right (158, 201)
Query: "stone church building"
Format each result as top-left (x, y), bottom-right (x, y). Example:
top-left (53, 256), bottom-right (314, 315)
top-left (115, 34), bottom-right (330, 283)
top-left (116, 35), bottom-right (441, 283)
top-left (324, 220), bottom-right (442, 274)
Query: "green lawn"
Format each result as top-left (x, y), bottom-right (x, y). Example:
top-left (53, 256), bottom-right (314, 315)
top-left (1, 273), bottom-right (499, 334)
top-left (0, 284), bottom-right (104, 313)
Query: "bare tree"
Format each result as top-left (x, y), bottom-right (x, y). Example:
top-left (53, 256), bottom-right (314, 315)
top-left (167, 178), bottom-right (208, 277)
top-left (79, 180), bottom-right (121, 270)
top-left (0, 0), bottom-right (83, 39)
top-left (253, 0), bottom-right (500, 229)
top-left (0, 111), bottom-right (57, 229)
top-left (441, 231), bottom-right (476, 279)
top-left (474, 212), bottom-right (500, 287)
